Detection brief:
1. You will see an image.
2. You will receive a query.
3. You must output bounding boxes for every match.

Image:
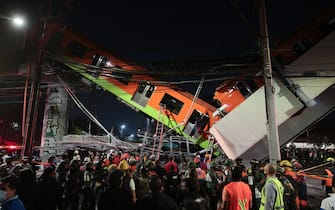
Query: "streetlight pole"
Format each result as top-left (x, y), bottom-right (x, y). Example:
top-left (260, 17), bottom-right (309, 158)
top-left (0, 14), bottom-right (29, 155)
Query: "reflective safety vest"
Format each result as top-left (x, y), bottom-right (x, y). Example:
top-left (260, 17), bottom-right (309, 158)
top-left (325, 168), bottom-right (334, 187)
top-left (260, 177), bottom-right (284, 210)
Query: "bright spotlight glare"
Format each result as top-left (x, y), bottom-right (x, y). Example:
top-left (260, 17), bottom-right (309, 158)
top-left (12, 15), bottom-right (25, 27)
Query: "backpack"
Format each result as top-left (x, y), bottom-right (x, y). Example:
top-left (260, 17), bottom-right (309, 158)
top-left (279, 176), bottom-right (298, 210)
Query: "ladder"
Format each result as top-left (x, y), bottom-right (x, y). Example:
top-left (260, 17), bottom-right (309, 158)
top-left (152, 104), bottom-right (166, 160)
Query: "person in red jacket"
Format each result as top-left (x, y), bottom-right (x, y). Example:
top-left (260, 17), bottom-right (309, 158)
top-left (164, 156), bottom-right (178, 173)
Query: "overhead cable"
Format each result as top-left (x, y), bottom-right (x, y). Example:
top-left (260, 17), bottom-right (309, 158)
top-left (56, 75), bottom-right (134, 149)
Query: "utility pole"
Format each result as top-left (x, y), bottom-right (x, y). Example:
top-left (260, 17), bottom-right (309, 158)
top-left (259, 0), bottom-right (281, 163)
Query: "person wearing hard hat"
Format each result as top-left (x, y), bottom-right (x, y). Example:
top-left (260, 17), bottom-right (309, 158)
top-left (280, 160), bottom-right (297, 181)
top-left (290, 158), bottom-right (308, 208)
top-left (118, 159), bottom-right (137, 204)
top-left (276, 165), bottom-right (299, 210)
top-left (280, 159), bottom-right (307, 209)
top-left (323, 157), bottom-right (335, 195)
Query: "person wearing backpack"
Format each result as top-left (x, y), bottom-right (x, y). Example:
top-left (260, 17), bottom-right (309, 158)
top-left (276, 166), bottom-right (299, 210)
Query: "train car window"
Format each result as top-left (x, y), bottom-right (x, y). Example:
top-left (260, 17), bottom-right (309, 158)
top-left (145, 85), bottom-right (155, 98)
top-left (67, 41), bottom-right (87, 58)
top-left (236, 82), bottom-right (250, 98)
top-left (160, 93), bottom-right (184, 115)
top-left (198, 115), bottom-right (209, 130)
top-left (188, 110), bottom-right (201, 125)
top-left (184, 110), bottom-right (208, 138)
top-left (138, 83), bottom-right (146, 94)
top-left (91, 54), bottom-right (106, 67)
top-left (245, 79), bottom-right (259, 92)
top-left (132, 83), bottom-right (154, 107)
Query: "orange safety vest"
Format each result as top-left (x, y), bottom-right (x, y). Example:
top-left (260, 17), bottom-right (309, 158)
top-left (285, 170), bottom-right (297, 181)
top-left (325, 168), bottom-right (334, 187)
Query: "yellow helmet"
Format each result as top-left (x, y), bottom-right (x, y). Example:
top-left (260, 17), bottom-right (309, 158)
top-left (118, 159), bottom-right (129, 171)
top-left (326, 157), bottom-right (335, 162)
top-left (279, 160), bottom-right (292, 167)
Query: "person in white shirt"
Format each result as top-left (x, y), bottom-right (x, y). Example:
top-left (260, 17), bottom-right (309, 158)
top-left (320, 187), bottom-right (335, 210)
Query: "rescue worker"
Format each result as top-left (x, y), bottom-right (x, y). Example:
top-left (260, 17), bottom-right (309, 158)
top-left (218, 166), bottom-right (252, 210)
top-left (276, 166), bottom-right (299, 210)
top-left (118, 160), bottom-right (137, 204)
top-left (323, 157), bottom-right (335, 195)
top-left (291, 159), bottom-right (308, 208)
top-left (280, 159), bottom-right (307, 208)
top-left (259, 163), bottom-right (284, 210)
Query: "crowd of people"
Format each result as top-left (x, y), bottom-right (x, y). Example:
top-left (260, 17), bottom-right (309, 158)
top-left (0, 148), bottom-right (334, 210)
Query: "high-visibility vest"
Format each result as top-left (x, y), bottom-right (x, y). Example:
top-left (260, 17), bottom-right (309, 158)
top-left (325, 168), bottom-right (334, 187)
top-left (260, 177), bottom-right (284, 210)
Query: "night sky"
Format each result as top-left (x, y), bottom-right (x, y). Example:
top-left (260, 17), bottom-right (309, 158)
top-left (1, 0), bottom-right (334, 135)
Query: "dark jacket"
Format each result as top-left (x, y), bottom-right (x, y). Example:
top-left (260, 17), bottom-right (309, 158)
top-left (2, 196), bottom-right (26, 210)
top-left (97, 187), bottom-right (134, 210)
top-left (136, 191), bottom-right (179, 210)
top-left (34, 176), bottom-right (62, 210)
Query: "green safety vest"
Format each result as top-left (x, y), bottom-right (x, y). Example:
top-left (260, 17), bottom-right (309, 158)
top-left (259, 177), bottom-right (284, 210)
